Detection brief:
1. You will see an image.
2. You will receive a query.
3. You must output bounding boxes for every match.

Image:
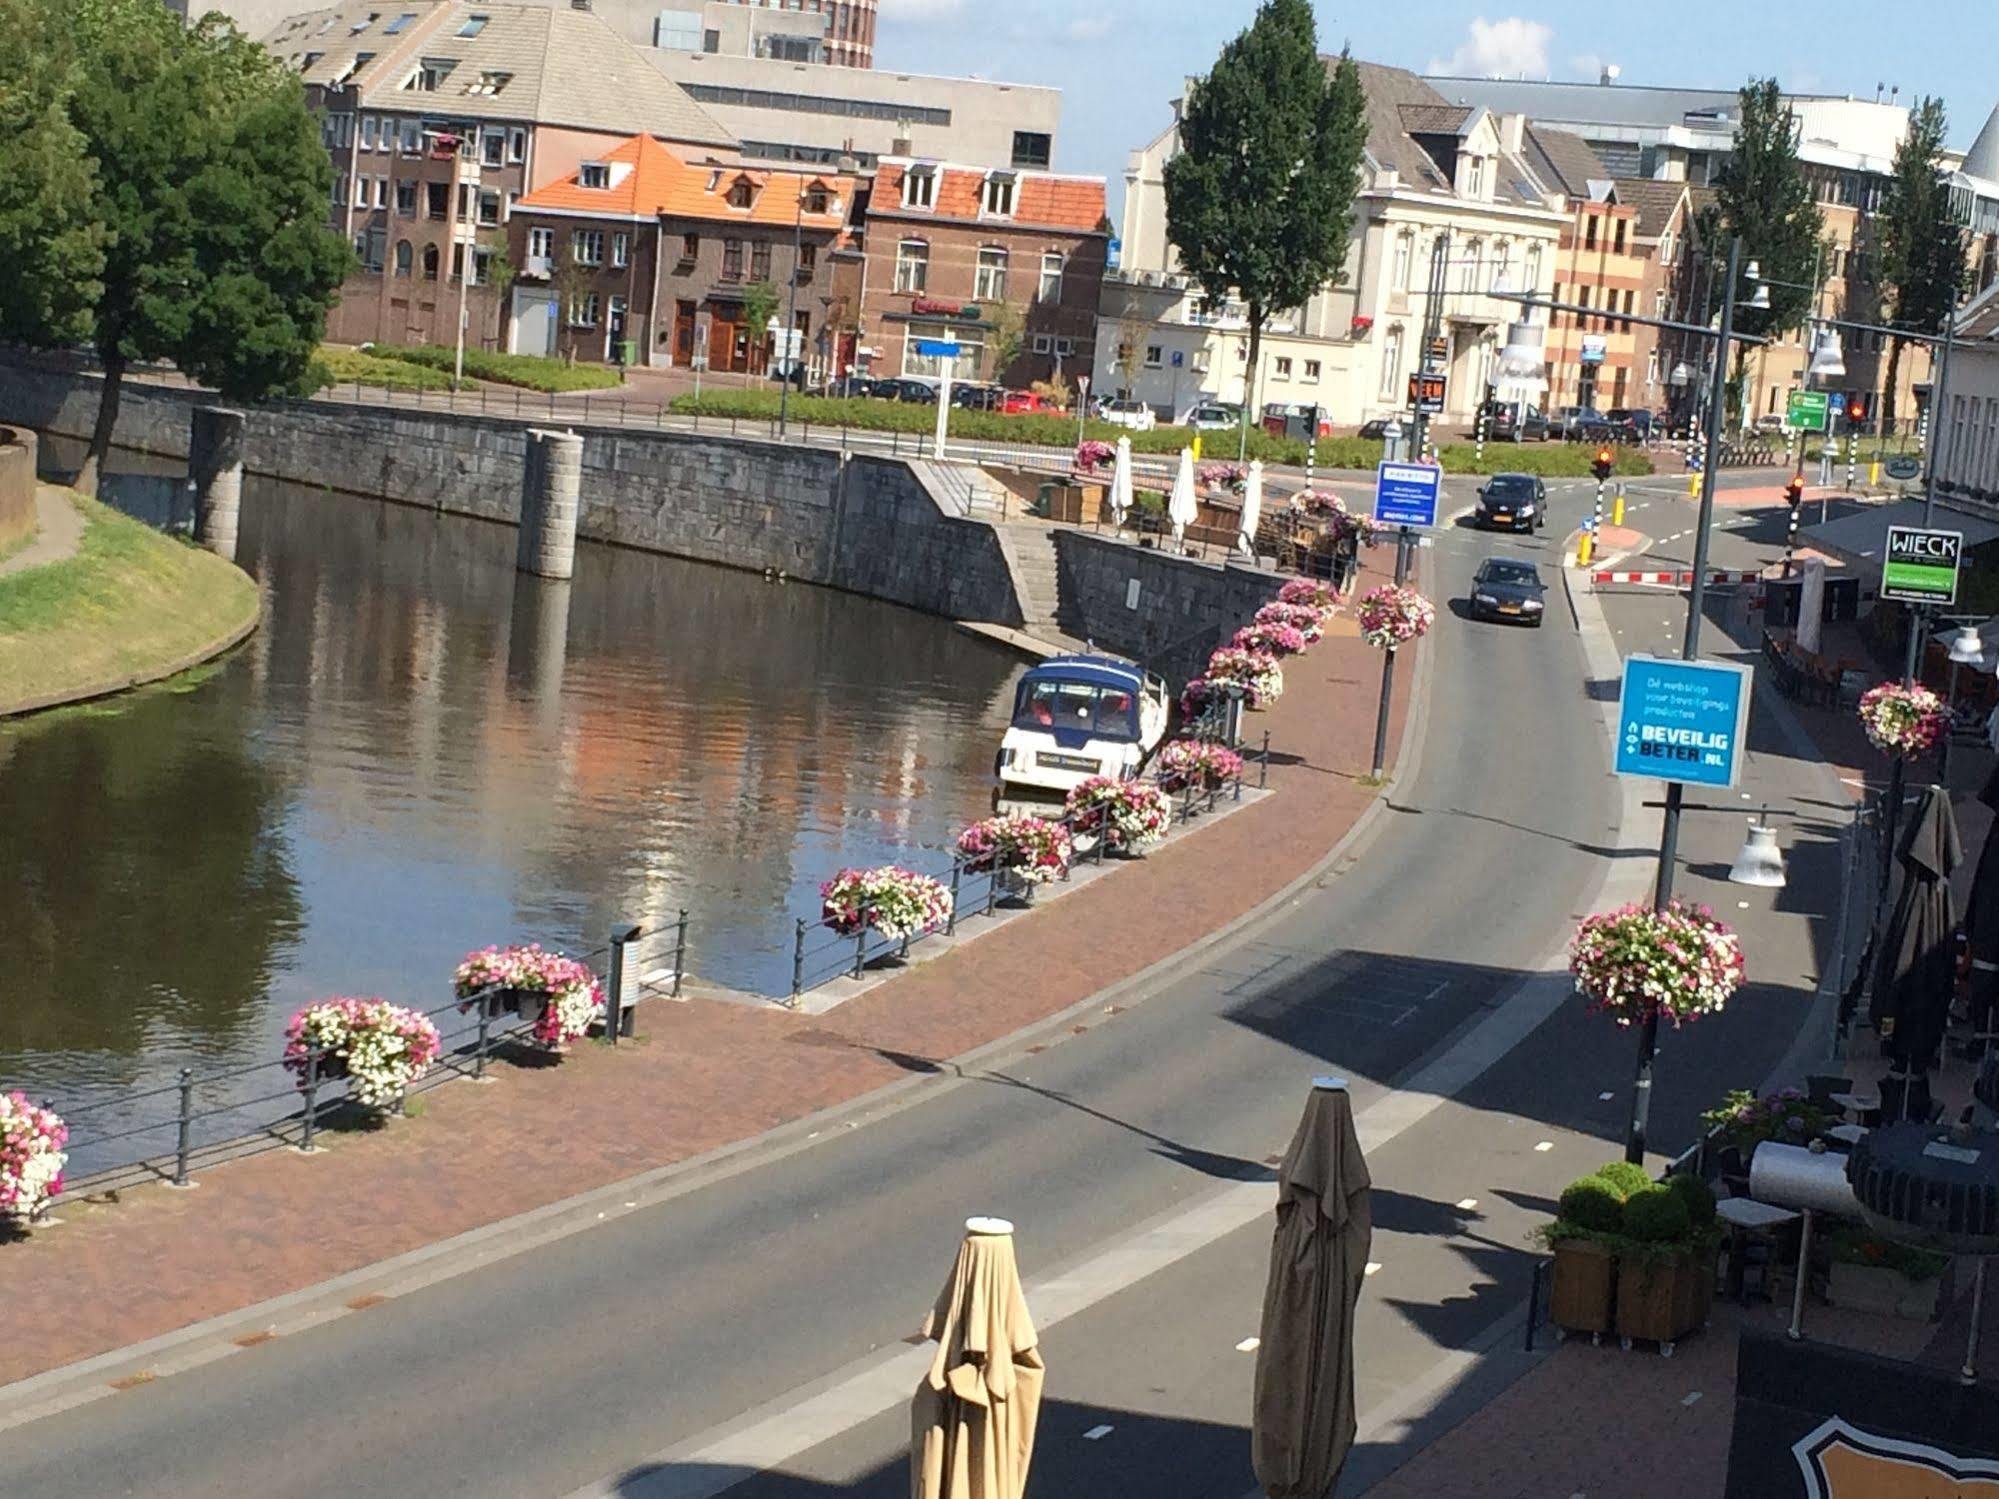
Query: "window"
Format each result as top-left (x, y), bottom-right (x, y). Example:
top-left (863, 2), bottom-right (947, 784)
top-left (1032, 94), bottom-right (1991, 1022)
top-left (1613, 218), bottom-right (1627, 253)
top-left (1378, 327), bottom-right (1402, 399)
top-left (457, 13), bottom-right (487, 35)
top-left (395, 179), bottom-right (416, 216)
top-left (1584, 215), bottom-right (1598, 250)
top-left (394, 238), bottom-right (412, 276)
top-left (375, 176), bottom-right (391, 209)
top-left (974, 246), bottom-right (1007, 300)
top-left (350, 11), bottom-right (377, 32)
top-left (901, 167), bottom-right (936, 209)
top-left (332, 173), bottom-right (347, 207)
top-left (302, 49), bottom-right (324, 70)
top-left (360, 115), bottom-right (378, 150)
top-left (1031, 334), bottom-right (1052, 354)
top-left (470, 188), bottom-right (495, 225)
top-left (405, 57), bottom-right (456, 91)
top-left (982, 173), bottom-right (1015, 218)
top-left (1055, 337), bottom-right (1074, 356)
top-left (1143, 344), bottom-right (1163, 369)
top-left (680, 232), bottom-right (699, 264)
top-left (1491, 240), bottom-right (1512, 291)
top-left (421, 243), bottom-right (439, 279)
top-left (569, 291), bottom-right (600, 328)
top-left (425, 181), bottom-right (448, 220)
top-left (1392, 230), bottom-right (1412, 291)
top-left (1654, 289), bottom-right (1667, 318)
top-left (1460, 240), bottom-right (1481, 293)
top-left (726, 178), bottom-right (755, 209)
top-left (1525, 244), bottom-right (1543, 289)
top-left (750, 240), bottom-right (771, 280)
top-left (481, 130), bottom-right (503, 167)
top-left (572, 229), bottom-right (604, 265)
top-left (1011, 131), bottom-right (1051, 169)
top-left (1467, 155), bottom-right (1485, 196)
top-left (1659, 229), bottom-right (1676, 267)
top-left (382, 11), bottom-right (417, 33)
top-left (1038, 250), bottom-right (1064, 302)
top-left (1274, 356), bottom-right (1293, 378)
top-left (803, 184), bottom-right (831, 214)
top-left (798, 242), bottom-right (817, 276)
top-left (508, 128), bottom-right (526, 163)
top-left (611, 232), bottom-right (629, 268)
top-left (722, 237), bottom-right (743, 280)
top-left (353, 174), bottom-right (370, 208)
top-left (359, 228), bottom-right (385, 271)
top-left (527, 227), bottom-right (552, 266)
top-left (1304, 359), bottom-right (1321, 382)
top-left (400, 119), bottom-right (422, 153)
top-left (894, 238), bottom-right (928, 293)
top-left (579, 162), bottom-right (610, 189)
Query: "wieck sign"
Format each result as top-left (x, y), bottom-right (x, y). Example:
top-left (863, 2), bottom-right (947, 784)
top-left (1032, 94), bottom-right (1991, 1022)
top-left (1880, 525), bottom-right (1963, 605)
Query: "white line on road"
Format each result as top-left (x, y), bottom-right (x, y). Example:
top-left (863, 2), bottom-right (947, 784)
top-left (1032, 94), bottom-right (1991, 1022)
top-left (1234, 1337), bottom-right (1260, 1353)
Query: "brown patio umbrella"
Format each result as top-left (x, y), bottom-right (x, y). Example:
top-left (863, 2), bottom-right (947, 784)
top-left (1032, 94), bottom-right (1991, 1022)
top-left (912, 1217), bottom-right (1045, 1499)
top-left (1253, 1079), bottom-right (1373, 1499)
top-left (1870, 783), bottom-right (1962, 1122)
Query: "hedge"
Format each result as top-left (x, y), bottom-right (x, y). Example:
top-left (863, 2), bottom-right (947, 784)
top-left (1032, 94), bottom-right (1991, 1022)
top-left (369, 343), bottom-right (625, 393)
top-left (308, 345), bottom-right (454, 392)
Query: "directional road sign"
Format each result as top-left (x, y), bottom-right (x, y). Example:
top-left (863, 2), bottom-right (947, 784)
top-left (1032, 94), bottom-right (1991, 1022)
top-left (1613, 655), bottom-right (1753, 789)
top-left (913, 338), bottom-right (960, 359)
top-left (1372, 460), bottom-right (1441, 528)
top-left (1787, 390), bottom-right (1830, 432)
top-left (1881, 525), bottom-right (1962, 604)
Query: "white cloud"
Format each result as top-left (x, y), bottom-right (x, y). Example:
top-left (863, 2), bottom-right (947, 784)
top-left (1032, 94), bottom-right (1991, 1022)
top-left (1061, 14), bottom-right (1113, 43)
top-left (876, 0), bottom-right (966, 21)
top-left (1426, 17), bottom-right (1553, 80)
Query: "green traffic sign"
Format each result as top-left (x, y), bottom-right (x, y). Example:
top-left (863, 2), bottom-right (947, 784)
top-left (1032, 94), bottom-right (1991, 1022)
top-left (1787, 390), bottom-right (1830, 432)
top-left (1881, 525), bottom-right (1962, 604)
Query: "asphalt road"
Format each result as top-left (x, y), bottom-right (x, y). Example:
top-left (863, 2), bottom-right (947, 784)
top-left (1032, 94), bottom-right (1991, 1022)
top-left (0, 476), bottom-right (1837, 1498)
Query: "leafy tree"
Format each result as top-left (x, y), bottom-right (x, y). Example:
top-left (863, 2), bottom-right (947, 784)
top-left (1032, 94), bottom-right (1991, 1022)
top-left (1712, 78), bottom-right (1825, 379)
top-left (481, 232), bottom-right (516, 349)
top-left (741, 279), bottom-right (781, 365)
top-left (45, 0), bottom-right (351, 494)
top-left (984, 300), bottom-right (1025, 382)
top-left (1164, 0), bottom-right (1365, 430)
top-left (0, 0), bottom-right (105, 349)
top-left (1113, 314), bottom-right (1150, 396)
top-left (1877, 96), bottom-right (1965, 435)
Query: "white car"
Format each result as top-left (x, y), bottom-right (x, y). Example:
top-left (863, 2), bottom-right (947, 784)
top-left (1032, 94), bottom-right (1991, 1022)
top-left (1099, 398), bottom-right (1158, 432)
top-left (1181, 404), bottom-right (1240, 432)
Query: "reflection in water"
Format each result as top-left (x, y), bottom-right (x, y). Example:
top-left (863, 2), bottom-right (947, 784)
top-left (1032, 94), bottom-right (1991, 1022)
top-left (5, 442), bottom-right (1020, 1156)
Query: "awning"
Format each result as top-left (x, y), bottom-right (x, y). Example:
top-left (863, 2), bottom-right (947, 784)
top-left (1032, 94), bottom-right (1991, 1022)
top-left (1800, 497), bottom-right (1999, 570)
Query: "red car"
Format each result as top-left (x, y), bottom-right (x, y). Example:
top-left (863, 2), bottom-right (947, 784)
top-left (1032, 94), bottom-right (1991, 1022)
top-left (1000, 389), bottom-right (1052, 415)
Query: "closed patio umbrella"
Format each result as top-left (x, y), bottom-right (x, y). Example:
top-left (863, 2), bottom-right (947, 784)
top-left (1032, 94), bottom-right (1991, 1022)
top-left (1168, 446), bottom-right (1199, 546)
top-left (1870, 784), bottom-right (1962, 1121)
top-left (912, 1217), bottom-right (1044, 1499)
top-left (1960, 764), bottom-right (1999, 1059)
top-left (1238, 460), bottom-right (1264, 559)
top-left (1108, 436), bottom-right (1134, 531)
top-left (1253, 1079), bottom-right (1373, 1499)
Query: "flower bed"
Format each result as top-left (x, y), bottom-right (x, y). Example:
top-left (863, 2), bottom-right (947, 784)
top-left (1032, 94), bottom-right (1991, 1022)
top-left (1073, 439), bottom-right (1115, 475)
top-left (1156, 739), bottom-right (1245, 793)
top-left (453, 943), bottom-right (604, 1048)
top-left (1065, 776), bottom-right (1172, 851)
top-left (1253, 601), bottom-right (1326, 644)
top-left (1276, 577), bottom-right (1340, 613)
top-left (1857, 682), bottom-right (1947, 756)
top-left (955, 814), bottom-right (1073, 886)
top-left (1198, 461), bottom-right (1246, 493)
top-left (1292, 489), bottom-right (1380, 546)
top-left (1232, 620), bottom-right (1309, 657)
top-left (283, 998), bottom-right (442, 1110)
top-left (1200, 645), bottom-right (1284, 709)
top-left (1356, 584), bottom-right (1435, 649)
top-left (821, 865), bottom-right (954, 941)
top-left (1, 1092), bottom-right (68, 1222)
top-left (1570, 900), bottom-right (1745, 1027)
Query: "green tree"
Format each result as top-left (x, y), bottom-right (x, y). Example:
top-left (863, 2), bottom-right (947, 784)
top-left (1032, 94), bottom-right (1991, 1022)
top-left (1877, 96), bottom-right (1965, 436)
top-left (0, 0), bottom-right (106, 349)
top-left (50, 0), bottom-right (351, 494)
top-left (482, 232), bottom-right (516, 349)
top-left (1712, 78), bottom-right (1825, 381)
top-left (985, 300), bottom-right (1025, 382)
top-left (1164, 0), bottom-right (1365, 430)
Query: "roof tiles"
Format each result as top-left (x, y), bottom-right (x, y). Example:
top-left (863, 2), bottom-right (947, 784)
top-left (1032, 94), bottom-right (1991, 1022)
top-left (516, 133), bottom-right (853, 230)
top-left (868, 162), bottom-right (1106, 234)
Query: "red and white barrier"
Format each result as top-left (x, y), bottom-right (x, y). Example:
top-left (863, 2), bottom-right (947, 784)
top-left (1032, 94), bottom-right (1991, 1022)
top-left (1589, 569), bottom-right (1762, 587)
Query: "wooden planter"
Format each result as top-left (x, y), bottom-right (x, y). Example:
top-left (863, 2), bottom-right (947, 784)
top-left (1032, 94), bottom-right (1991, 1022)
top-left (1549, 1238), bottom-right (1616, 1339)
top-left (1825, 1260), bottom-right (1945, 1320)
top-left (1615, 1247), bottom-right (1715, 1353)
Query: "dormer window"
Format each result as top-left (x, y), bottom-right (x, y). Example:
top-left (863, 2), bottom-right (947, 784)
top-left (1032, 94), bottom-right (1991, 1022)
top-left (803, 183), bottom-right (832, 215)
top-left (981, 172), bottom-right (1016, 218)
top-left (1466, 155), bottom-right (1486, 197)
top-left (302, 49), bottom-right (324, 70)
top-left (382, 11), bottom-right (417, 33)
top-left (901, 166), bottom-right (936, 210)
top-left (463, 70), bottom-right (511, 96)
top-left (579, 162), bottom-right (611, 189)
top-left (727, 178), bottom-right (756, 209)
top-left (405, 57), bottom-right (456, 91)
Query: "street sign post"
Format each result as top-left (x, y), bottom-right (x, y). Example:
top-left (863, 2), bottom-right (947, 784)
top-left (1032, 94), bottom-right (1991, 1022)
top-left (1881, 525), bottom-right (1963, 604)
top-left (1613, 655), bottom-right (1753, 789)
top-left (1787, 390), bottom-right (1830, 433)
top-left (915, 337), bottom-right (959, 459)
top-left (1372, 460), bottom-right (1441, 528)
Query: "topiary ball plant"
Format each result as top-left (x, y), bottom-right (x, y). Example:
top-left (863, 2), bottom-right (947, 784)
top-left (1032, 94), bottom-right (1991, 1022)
top-left (1557, 1176), bottom-right (1626, 1236)
top-left (1594, 1160), bottom-right (1653, 1200)
top-left (1621, 1184), bottom-right (1694, 1244)
top-left (1666, 1171), bottom-right (1717, 1228)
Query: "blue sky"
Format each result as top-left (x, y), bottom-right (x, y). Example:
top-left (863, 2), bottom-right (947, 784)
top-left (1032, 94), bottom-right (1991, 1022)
top-left (875, 2), bottom-right (1998, 211)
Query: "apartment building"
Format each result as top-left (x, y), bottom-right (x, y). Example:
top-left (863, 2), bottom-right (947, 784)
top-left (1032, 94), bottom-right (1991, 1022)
top-left (1526, 130), bottom-right (1644, 413)
top-left (265, 0), bottom-right (735, 349)
top-left (858, 160), bottom-right (1107, 386)
top-left (653, 0), bottom-right (878, 67)
top-left (1934, 279), bottom-right (1999, 504)
top-left (507, 133), bottom-right (860, 370)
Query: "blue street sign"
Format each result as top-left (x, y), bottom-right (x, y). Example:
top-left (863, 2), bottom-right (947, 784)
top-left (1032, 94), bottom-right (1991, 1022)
top-left (913, 338), bottom-right (960, 359)
top-left (1613, 655), bottom-right (1753, 788)
top-left (1171, 350), bottom-right (1184, 368)
top-left (1372, 460), bottom-right (1441, 528)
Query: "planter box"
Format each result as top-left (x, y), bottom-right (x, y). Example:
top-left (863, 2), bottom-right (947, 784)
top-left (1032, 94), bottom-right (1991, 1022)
top-left (1549, 1238), bottom-right (1615, 1337)
top-left (1616, 1248), bottom-right (1715, 1351)
top-left (1826, 1260), bottom-right (1945, 1320)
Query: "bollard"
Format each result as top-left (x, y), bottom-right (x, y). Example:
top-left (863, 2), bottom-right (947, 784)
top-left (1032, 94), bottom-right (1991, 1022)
top-left (300, 1040), bottom-right (321, 1153)
top-left (790, 917), bottom-right (806, 1004)
top-left (1611, 484), bottom-right (1625, 528)
top-left (172, 1068), bottom-right (195, 1187)
top-left (1577, 530), bottom-right (1594, 566)
top-left (1474, 410), bottom-right (1488, 469)
top-left (1260, 731), bottom-right (1271, 789)
top-left (672, 909), bottom-right (688, 998)
top-left (605, 921), bottom-right (640, 1043)
top-left (852, 911), bottom-right (869, 978)
top-left (1845, 431), bottom-right (1857, 493)
top-left (1869, 458), bottom-right (1880, 487)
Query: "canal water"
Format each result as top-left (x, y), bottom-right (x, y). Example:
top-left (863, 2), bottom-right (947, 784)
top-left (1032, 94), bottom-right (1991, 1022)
top-left (3, 440), bottom-right (1020, 1169)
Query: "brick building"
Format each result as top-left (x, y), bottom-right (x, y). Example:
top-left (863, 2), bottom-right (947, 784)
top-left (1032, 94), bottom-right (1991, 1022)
top-left (1524, 130), bottom-right (1644, 414)
top-left (508, 133), bottom-right (861, 372)
top-left (858, 159), bottom-right (1108, 388)
top-left (1609, 178), bottom-right (1697, 412)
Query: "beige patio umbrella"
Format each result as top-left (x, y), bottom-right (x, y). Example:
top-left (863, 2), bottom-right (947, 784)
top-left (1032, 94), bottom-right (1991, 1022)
top-left (1253, 1079), bottom-right (1374, 1499)
top-left (1108, 435), bottom-right (1134, 530)
top-left (1168, 446), bottom-right (1199, 546)
top-left (913, 1217), bottom-right (1045, 1499)
top-left (1238, 460), bottom-right (1265, 559)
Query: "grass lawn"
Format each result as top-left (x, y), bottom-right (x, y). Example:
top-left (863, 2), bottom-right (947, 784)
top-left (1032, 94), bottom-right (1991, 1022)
top-left (371, 343), bottom-right (625, 393)
top-left (0, 491), bottom-right (259, 714)
top-left (310, 344), bottom-right (456, 392)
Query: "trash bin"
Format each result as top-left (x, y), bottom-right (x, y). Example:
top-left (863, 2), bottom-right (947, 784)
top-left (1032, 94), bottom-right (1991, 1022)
top-left (615, 339), bottom-right (636, 367)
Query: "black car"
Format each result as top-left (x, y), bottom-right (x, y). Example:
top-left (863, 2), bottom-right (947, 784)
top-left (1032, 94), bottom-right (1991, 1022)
top-left (1483, 402), bottom-right (1549, 442)
top-left (822, 375), bottom-right (876, 399)
top-left (874, 377), bottom-right (940, 403)
top-left (1358, 417), bottom-right (1398, 440)
top-left (1475, 472), bottom-right (1546, 532)
top-left (1469, 557), bottom-right (1548, 626)
top-left (951, 382), bottom-right (1003, 411)
top-left (1606, 408), bottom-right (1655, 441)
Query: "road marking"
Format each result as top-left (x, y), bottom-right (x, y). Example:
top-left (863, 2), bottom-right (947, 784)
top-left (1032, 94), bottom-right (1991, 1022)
top-left (1083, 1424), bottom-right (1114, 1440)
top-left (1534, 1140), bottom-right (1554, 1152)
top-left (1599, 1091), bottom-right (1615, 1101)
top-left (1235, 1337), bottom-right (1260, 1353)
top-left (1364, 1262), bottom-right (1383, 1277)
top-left (1454, 1198), bottom-right (1479, 1211)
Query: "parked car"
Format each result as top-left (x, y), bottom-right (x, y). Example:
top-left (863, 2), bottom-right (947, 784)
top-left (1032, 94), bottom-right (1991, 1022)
top-left (876, 377), bottom-right (940, 403)
top-left (821, 375), bottom-right (876, 399)
top-left (1357, 418), bottom-right (1398, 440)
top-left (1606, 408), bottom-right (1655, 441)
top-left (1100, 398), bottom-right (1158, 431)
top-left (1751, 412), bottom-right (1787, 434)
top-left (1475, 473), bottom-right (1546, 533)
top-left (1483, 401), bottom-right (1549, 442)
top-left (952, 383), bottom-right (1003, 411)
top-left (1000, 388), bottom-right (1054, 416)
top-left (1560, 407), bottom-right (1626, 443)
top-left (1182, 404), bottom-right (1239, 433)
top-left (1468, 556), bottom-right (1548, 626)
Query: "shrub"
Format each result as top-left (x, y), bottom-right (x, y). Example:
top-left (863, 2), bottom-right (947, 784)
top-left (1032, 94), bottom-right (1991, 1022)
top-left (309, 344), bottom-right (454, 392)
top-left (1593, 1160), bottom-right (1653, 1200)
top-left (1621, 1184), bottom-right (1693, 1244)
top-left (372, 343), bottom-right (624, 393)
top-left (1700, 1086), bottom-right (1833, 1156)
top-left (1666, 1171), bottom-right (1717, 1228)
top-left (1555, 1176), bottom-right (1625, 1235)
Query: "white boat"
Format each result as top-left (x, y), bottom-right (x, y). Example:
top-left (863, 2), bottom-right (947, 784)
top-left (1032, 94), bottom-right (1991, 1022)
top-left (993, 654), bottom-right (1171, 818)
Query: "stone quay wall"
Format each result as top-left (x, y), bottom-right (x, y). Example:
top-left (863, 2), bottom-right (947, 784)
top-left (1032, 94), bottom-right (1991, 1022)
top-left (1052, 529), bottom-right (1281, 684)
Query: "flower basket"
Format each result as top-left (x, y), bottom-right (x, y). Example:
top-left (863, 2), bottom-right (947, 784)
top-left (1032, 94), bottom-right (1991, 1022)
top-left (1073, 439), bottom-right (1115, 476)
top-left (1292, 490), bottom-right (1380, 548)
top-left (284, 998), bottom-right (442, 1111)
top-left (1699, 1087), bottom-right (1833, 1161)
top-left (1356, 584), bottom-right (1435, 650)
top-left (1276, 577), bottom-right (1341, 613)
top-left (1570, 900), bottom-right (1744, 1027)
top-left (1231, 620), bottom-right (1309, 658)
top-left (453, 944), bottom-right (605, 1049)
top-left (820, 866), bottom-right (954, 942)
top-left (1202, 646), bottom-right (1283, 710)
top-left (1857, 682), bottom-right (1947, 756)
top-left (956, 814), bottom-right (1073, 891)
top-left (1155, 739), bottom-right (1244, 794)
top-left (1064, 777), bottom-right (1172, 853)
top-left (1197, 461), bottom-right (1246, 494)
top-left (1, 1092), bottom-right (68, 1224)
top-left (1253, 601), bottom-right (1326, 644)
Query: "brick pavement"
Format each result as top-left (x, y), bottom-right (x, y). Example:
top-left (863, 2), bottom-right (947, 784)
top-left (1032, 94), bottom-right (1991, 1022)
top-left (0, 555), bottom-right (1414, 1389)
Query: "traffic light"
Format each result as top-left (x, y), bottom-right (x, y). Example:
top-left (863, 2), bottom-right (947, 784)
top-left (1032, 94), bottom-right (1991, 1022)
top-left (1784, 473), bottom-right (1805, 508)
top-left (1592, 447), bottom-right (1615, 481)
top-left (1847, 399), bottom-right (1866, 425)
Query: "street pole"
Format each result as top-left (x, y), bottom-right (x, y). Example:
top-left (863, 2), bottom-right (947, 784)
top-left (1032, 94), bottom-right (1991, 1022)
top-left (1411, 231), bottom-right (1451, 463)
top-left (1626, 235), bottom-right (1741, 1166)
top-left (778, 186), bottom-right (805, 437)
top-left (1904, 306), bottom-right (1957, 683)
top-left (1075, 375), bottom-right (1090, 449)
top-left (452, 147), bottom-right (475, 391)
top-left (1370, 526), bottom-right (1413, 779)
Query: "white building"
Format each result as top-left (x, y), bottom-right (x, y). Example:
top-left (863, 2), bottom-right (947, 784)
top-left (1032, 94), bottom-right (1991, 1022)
top-left (1935, 278), bottom-right (1999, 506)
top-left (1100, 61), bottom-right (1568, 427)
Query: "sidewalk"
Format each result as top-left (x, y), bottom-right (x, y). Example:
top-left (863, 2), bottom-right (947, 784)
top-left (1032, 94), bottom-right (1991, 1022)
top-left (0, 486), bottom-right (83, 577)
top-left (0, 556), bottom-right (1414, 1390)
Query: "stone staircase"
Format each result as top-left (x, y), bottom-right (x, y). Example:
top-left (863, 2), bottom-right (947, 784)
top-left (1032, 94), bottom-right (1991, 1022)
top-left (994, 522), bottom-right (1090, 655)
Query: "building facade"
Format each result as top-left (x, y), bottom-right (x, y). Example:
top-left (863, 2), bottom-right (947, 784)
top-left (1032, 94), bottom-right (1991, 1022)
top-left (1931, 280), bottom-right (1999, 505)
top-left (1524, 129), bottom-right (1649, 414)
top-left (858, 160), bottom-right (1107, 387)
top-left (653, 0), bottom-right (878, 67)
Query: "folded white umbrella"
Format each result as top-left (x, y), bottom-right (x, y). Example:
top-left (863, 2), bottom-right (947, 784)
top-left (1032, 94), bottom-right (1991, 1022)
top-left (1168, 447), bottom-right (1199, 544)
top-left (1109, 436), bottom-right (1134, 530)
top-left (1239, 460), bottom-right (1264, 558)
